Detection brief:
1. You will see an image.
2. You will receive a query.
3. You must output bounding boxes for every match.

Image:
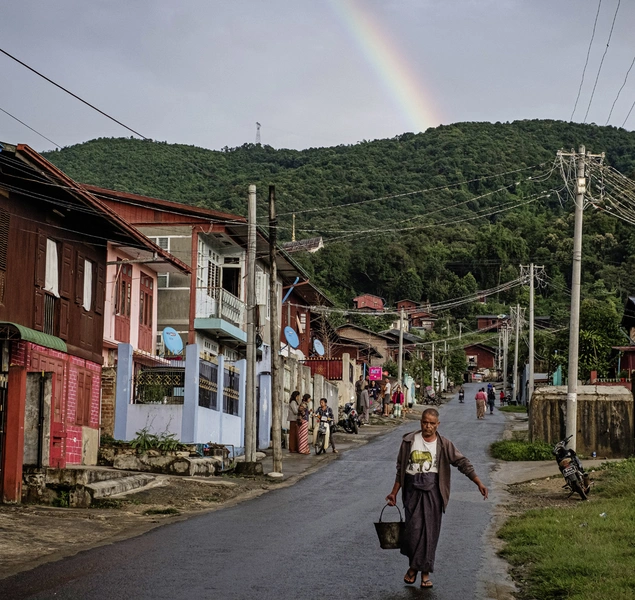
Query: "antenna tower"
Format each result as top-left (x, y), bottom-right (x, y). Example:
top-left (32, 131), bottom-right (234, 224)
top-left (255, 122), bottom-right (261, 145)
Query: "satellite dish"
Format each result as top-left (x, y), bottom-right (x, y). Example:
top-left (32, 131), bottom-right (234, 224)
top-left (162, 327), bottom-right (184, 355)
top-left (284, 326), bottom-right (300, 349)
top-left (313, 339), bottom-right (325, 356)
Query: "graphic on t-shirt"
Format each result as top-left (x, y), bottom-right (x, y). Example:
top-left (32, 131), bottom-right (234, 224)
top-left (408, 449), bottom-right (435, 473)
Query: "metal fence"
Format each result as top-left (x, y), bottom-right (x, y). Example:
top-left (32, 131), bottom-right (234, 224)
top-left (134, 367), bottom-right (185, 404)
top-left (223, 366), bottom-right (240, 415)
top-left (301, 358), bottom-right (343, 381)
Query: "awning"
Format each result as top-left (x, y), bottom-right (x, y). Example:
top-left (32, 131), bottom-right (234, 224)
top-left (0, 322), bottom-right (67, 353)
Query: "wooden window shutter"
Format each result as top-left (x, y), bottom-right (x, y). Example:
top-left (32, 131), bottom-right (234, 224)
top-left (34, 289), bottom-right (44, 331)
top-left (84, 372), bottom-right (93, 425)
top-left (94, 264), bottom-right (105, 314)
top-left (75, 252), bottom-right (84, 305)
top-left (59, 299), bottom-right (70, 339)
top-left (60, 244), bottom-right (73, 299)
top-left (0, 208), bottom-right (9, 271)
top-left (76, 371), bottom-right (85, 425)
top-left (35, 232), bottom-right (47, 288)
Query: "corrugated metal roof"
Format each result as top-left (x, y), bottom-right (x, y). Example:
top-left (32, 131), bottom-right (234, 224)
top-left (0, 322), bottom-right (67, 352)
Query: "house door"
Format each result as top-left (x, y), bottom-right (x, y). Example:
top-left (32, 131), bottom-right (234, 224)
top-left (138, 273), bottom-right (153, 353)
top-left (115, 264), bottom-right (132, 343)
top-left (0, 384), bottom-right (7, 496)
top-left (34, 355), bottom-right (66, 468)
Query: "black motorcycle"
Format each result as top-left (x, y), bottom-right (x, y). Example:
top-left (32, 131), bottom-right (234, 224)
top-left (338, 402), bottom-right (360, 434)
top-left (553, 434), bottom-right (590, 500)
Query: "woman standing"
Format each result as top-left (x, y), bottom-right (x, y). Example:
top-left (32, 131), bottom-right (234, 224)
top-left (475, 388), bottom-right (487, 420)
top-left (287, 391), bottom-right (300, 452)
top-left (297, 393), bottom-right (311, 454)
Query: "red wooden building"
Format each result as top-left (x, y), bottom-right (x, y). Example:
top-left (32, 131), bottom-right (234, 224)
top-left (0, 143), bottom-right (179, 502)
top-left (464, 343), bottom-right (496, 370)
top-left (353, 294), bottom-right (384, 311)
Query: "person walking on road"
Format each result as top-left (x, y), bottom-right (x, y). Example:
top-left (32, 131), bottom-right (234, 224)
top-left (297, 394), bottom-right (311, 454)
top-left (287, 391), bottom-right (300, 452)
top-left (475, 388), bottom-right (487, 419)
top-left (487, 387), bottom-right (496, 415)
top-left (385, 408), bottom-right (488, 589)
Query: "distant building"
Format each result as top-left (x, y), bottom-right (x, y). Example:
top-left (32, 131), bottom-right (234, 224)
top-left (396, 299), bottom-right (436, 331)
top-left (353, 294), bottom-right (384, 311)
top-left (281, 237), bottom-right (324, 254)
top-left (476, 315), bottom-right (508, 331)
top-left (465, 343), bottom-right (496, 370)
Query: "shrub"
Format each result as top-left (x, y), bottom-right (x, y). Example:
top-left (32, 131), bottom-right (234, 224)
top-left (490, 439), bottom-right (553, 461)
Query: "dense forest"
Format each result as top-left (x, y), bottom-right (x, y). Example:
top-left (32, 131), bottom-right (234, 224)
top-left (43, 119), bottom-right (635, 380)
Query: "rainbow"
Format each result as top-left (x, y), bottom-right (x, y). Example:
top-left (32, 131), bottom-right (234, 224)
top-left (329, 0), bottom-right (443, 133)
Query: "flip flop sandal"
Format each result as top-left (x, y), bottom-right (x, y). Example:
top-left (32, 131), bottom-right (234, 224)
top-left (420, 579), bottom-right (433, 588)
top-left (403, 569), bottom-right (417, 585)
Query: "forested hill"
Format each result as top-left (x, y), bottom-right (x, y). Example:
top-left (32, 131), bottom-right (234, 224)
top-left (43, 120), bottom-right (635, 319)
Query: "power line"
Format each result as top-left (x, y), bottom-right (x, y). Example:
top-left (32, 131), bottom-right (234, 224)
top-left (0, 47), bottom-right (148, 140)
top-left (571, 0), bottom-right (603, 121)
top-left (0, 107), bottom-right (61, 148)
top-left (583, 0), bottom-right (621, 123)
top-left (621, 97), bottom-right (635, 128)
top-left (605, 54), bottom-right (635, 125)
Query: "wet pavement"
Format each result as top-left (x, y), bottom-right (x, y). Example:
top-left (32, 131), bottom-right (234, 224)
top-left (3, 384), bottom-right (507, 599)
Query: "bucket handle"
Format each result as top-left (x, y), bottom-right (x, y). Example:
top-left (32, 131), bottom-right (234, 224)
top-left (378, 503), bottom-right (403, 523)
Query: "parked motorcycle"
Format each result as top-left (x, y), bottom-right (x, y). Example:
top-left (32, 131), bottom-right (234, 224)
top-left (314, 414), bottom-right (331, 454)
top-left (553, 434), bottom-right (590, 500)
top-left (338, 402), bottom-right (360, 434)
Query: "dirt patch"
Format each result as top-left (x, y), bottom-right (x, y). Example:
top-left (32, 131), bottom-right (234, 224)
top-left (0, 475), bottom-right (270, 580)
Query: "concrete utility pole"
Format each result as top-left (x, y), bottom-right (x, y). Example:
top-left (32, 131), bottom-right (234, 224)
top-left (269, 185), bottom-right (282, 475)
top-left (566, 146), bottom-right (586, 451)
top-left (502, 321), bottom-right (509, 395)
top-left (431, 342), bottom-right (435, 394)
top-left (444, 318), bottom-right (449, 391)
top-left (243, 185), bottom-right (258, 469)
top-left (528, 263), bottom-right (535, 402)
top-left (512, 304), bottom-right (521, 403)
top-left (397, 309), bottom-right (405, 388)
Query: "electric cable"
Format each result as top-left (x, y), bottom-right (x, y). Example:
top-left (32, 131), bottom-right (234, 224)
top-left (0, 107), bottom-right (61, 148)
top-left (584, 0), bottom-right (621, 123)
top-left (571, 0), bottom-right (603, 121)
top-left (605, 54), bottom-right (635, 124)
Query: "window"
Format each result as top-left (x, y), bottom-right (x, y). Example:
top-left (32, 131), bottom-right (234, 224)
top-left (75, 369), bottom-right (93, 426)
top-left (139, 273), bottom-right (153, 328)
top-left (157, 273), bottom-right (168, 288)
top-left (0, 208), bottom-right (8, 304)
top-left (44, 239), bottom-right (60, 297)
top-left (156, 237), bottom-right (169, 251)
top-left (115, 265), bottom-right (132, 317)
top-left (82, 259), bottom-right (93, 311)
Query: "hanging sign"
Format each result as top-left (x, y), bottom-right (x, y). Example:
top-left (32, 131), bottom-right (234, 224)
top-left (369, 366), bottom-right (383, 381)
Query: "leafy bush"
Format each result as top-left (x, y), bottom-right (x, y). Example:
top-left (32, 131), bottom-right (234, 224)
top-left (498, 405), bottom-right (527, 413)
top-left (490, 439), bottom-right (553, 461)
top-left (129, 428), bottom-right (184, 453)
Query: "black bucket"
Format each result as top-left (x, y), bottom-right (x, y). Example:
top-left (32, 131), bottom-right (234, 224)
top-left (374, 504), bottom-right (405, 550)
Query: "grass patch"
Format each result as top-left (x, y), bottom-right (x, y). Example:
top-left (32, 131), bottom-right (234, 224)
top-left (490, 439), bottom-right (552, 461)
top-left (143, 507), bottom-right (180, 516)
top-left (498, 405), bottom-right (527, 413)
top-left (499, 458), bottom-right (635, 599)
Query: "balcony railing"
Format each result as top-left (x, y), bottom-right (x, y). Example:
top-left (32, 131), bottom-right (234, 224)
top-left (195, 287), bottom-right (245, 327)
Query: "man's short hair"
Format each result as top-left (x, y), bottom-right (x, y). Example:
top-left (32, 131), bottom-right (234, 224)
top-left (422, 408), bottom-right (439, 420)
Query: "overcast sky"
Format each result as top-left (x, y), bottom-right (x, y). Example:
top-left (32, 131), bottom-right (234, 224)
top-left (1, 0), bottom-right (634, 153)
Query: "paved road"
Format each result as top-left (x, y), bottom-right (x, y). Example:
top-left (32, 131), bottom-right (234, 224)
top-left (5, 383), bottom-right (506, 600)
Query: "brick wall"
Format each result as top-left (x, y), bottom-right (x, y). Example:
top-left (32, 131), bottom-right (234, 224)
top-left (101, 367), bottom-right (117, 437)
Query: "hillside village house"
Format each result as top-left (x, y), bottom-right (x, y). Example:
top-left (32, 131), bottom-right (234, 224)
top-left (0, 143), bottom-right (183, 503)
top-left (396, 299), bottom-right (436, 331)
top-left (352, 294), bottom-right (384, 311)
top-left (87, 185), bottom-right (333, 451)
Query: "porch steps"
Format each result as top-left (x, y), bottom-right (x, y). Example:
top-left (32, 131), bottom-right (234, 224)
top-left (73, 473), bottom-right (157, 507)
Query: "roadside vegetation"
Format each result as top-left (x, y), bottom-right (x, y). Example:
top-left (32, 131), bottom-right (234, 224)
top-left (490, 438), bottom-right (552, 461)
top-left (498, 458), bottom-right (635, 600)
top-left (498, 405), bottom-right (527, 413)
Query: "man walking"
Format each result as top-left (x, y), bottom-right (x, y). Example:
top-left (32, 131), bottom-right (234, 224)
top-left (382, 376), bottom-right (392, 416)
top-left (360, 383), bottom-right (371, 424)
top-left (385, 408), bottom-right (488, 589)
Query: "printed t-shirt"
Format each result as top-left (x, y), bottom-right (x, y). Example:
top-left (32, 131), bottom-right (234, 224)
top-left (406, 432), bottom-right (438, 475)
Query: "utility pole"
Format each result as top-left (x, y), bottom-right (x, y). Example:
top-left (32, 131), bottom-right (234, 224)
top-left (397, 309), bottom-right (405, 388)
top-left (431, 342), bottom-right (435, 394)
top-left (502, 321), bottom-right (509, 396)
top-left (459, 322), bottom-right (462, 341)
top-left (512, 304), bottom-right (521, 403)
top-left (242, 184), bottom-right (258, 470)
top-left (566, 146), bottom-right (586, 451)
top-left (528, 263), bottom-right (535, 403)
top-left (444, 318), bottom-right (449, 391)
top-left (269, 185), bottom-right (282, 475)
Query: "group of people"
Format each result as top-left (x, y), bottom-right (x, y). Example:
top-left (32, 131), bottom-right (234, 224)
top-left (356, 374), bottom-right (407, 419)
top-left (474, 383), bottom-right (504, 419)
top-left (287, 391), bottom-right (338, 454)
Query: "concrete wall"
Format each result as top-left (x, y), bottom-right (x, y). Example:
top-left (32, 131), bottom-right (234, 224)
top-left (100, 367), bottom-right (117, 437)
top-left (529, 385), bottom-right (634, 458)
top-left (126, 404), bottom-right (183, 440)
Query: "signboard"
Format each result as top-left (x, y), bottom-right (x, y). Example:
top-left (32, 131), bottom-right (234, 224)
top-left (369, 366), bottom-right (383, 381)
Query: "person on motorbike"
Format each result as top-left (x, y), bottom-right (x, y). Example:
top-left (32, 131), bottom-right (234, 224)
top-left (314, 398), bottom-right (338, 453)
top-left (458, 387), bottom-right (465, 403)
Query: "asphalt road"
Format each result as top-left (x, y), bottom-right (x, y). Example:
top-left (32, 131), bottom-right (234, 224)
top-left (4, 383), bottom-right (506, 600)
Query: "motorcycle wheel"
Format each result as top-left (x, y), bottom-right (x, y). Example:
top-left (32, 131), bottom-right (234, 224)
top-left (570, 479), bottom-right (588, 500)
top-left (352, 421), bottom-right (359, 435)
top-left (315, 433), bottom-right (325, 455)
